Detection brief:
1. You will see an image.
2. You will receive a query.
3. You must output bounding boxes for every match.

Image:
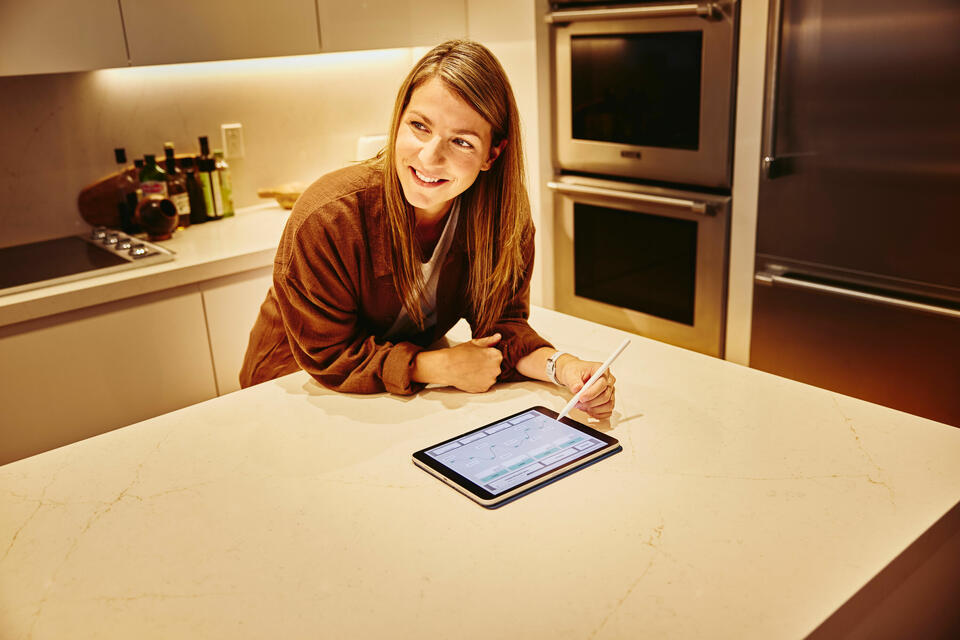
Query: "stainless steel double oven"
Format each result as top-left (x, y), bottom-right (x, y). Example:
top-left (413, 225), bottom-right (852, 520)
top-left (547, 0), bottom-right (739, 356)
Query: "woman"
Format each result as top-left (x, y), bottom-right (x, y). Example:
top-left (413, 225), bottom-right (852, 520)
top-left (240, 40), bottom-right (617, 419)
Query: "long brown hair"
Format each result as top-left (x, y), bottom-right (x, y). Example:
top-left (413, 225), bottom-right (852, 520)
top-left (376, 40), bottom-right (531, 335)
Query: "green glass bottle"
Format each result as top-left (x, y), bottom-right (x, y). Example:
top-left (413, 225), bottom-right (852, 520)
top-left (197, 136), bottom-right (221, 220)
top-left (139, 154), bottom-right (168, 201)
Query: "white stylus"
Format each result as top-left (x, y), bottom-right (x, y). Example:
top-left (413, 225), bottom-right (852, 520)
top-left (555, 337), bottom-right (631, 422)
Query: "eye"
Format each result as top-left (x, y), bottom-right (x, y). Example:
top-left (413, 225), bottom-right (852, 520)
top-left (410, 120), bottom-right (428, 132)
top-left (453, 138), bottom-right (474, 150)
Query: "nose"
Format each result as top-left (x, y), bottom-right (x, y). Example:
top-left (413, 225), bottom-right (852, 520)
top-left (419, 134), bottom-right (445, 168)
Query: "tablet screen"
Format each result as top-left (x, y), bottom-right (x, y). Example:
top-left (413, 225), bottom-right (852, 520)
top-left (421, 408), bottom-right (611, 496)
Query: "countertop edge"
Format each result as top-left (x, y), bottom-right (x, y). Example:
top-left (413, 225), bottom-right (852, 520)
top-left (0, 249), bottom-right (276, 328)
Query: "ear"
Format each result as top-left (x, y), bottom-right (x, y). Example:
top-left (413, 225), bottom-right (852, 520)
top-left (481, 139), bottom-right (508, 171)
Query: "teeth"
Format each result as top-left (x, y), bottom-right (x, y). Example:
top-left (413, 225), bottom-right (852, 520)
top-left (414, 168), bottom-right (443, 183)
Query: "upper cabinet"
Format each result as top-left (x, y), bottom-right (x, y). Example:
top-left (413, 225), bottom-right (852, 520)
top-left (121, 0), bottom-right (320, 66)
top-left (0, 0), bottom-right (467, 78)
top-left (317, 0), bottom-right (467, 53)
top-left (0, 0), bottom-right (129, 76)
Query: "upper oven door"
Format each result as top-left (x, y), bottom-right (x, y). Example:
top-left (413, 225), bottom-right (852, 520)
top-left (551, 1), bottom-right (738, 188)
top-left (550, 175), bottom-right (731, 357)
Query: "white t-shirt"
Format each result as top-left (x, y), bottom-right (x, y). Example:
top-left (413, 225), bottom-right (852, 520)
top-left (384, 199), bottom-right (461, 340)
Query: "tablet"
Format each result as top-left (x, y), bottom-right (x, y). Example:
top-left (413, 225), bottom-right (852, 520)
top-left (412, 406), bottom-right (621, 508)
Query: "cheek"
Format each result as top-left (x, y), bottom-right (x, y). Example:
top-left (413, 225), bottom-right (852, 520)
top-left (394, 129), bottom-right (419, 159)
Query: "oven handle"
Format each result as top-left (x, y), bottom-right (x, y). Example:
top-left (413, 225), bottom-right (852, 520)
top-left (755, 271), bottom-right (960, 320)
top-left (545, 1), bottom-right (721, 23)
top-left (547, 181), bottom-right (712, 216)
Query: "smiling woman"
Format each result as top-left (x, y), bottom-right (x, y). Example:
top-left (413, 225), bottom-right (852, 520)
top-left (239, 40), bottom-right (619, 420)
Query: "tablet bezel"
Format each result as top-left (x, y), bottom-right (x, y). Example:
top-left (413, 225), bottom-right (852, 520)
top-left (412, 405), bottom-right (621, 508)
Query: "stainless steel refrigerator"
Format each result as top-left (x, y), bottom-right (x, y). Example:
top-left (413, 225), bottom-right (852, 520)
top-left (751, 0), bottom-right (960, 426)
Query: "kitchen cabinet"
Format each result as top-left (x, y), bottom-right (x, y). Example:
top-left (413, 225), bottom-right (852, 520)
top-left (1, 0), bottom-right (468, 78)
top-left (121, 0), bottom-right (320, 66)
top-left (0, 0), bottom-right (128, 76)
top-left (317, 0), bottom-right (467, 53)
top-left (199, 267), bottom-right (273, 395)
top-left (0, 285), bottom-right (218, 466)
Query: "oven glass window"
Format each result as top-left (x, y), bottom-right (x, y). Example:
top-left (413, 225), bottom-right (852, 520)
top-left (571, 32), bottom-right (703, 150)
top-left (574, 202), bottom-right (697, 325)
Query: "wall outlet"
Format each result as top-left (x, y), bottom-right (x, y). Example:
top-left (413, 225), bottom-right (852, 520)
top-left (221, 123), bottom-right (245, 159)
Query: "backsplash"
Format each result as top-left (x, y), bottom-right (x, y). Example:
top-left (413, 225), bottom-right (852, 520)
top-left (0, 48), bottom-right (413, 249)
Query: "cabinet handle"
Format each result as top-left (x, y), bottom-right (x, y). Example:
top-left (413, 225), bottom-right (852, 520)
top-left (546, 2), bottom-right (722, 23)
top-left (755, 271), bottom-right (960, 320)
top-left (547, 181), bottom-right (712, 215)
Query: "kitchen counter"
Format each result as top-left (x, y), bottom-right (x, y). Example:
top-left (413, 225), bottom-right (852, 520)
top-left (0, 204), bottom-right (290, 328)
top-left (2, 307), bottom-right (959, 639)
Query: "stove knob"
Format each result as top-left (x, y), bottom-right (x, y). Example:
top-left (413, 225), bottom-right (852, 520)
top-left (90, 226), bottom-right (108, 241)
top-left (105, 233), bottom-right (120, 245)
top-left (129, 243), bottom-right (149, 257)
top-left (116, 237), bottom-right (132, 250)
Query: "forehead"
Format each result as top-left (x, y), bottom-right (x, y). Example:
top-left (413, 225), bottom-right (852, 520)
top-left (405, 77), bottom-right (491, 140)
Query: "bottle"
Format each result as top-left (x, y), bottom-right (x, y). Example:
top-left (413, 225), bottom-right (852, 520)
top-left (163, 142), bottom-right (191, 227)
top-left (133, 158), bottom-right (145, 203)
top-left (181, 156), bottom-right (208, 224)
top-left (197, 136), bottom-right (222, 220)
top-left (113, 148), bottom-right (139, 233)
top-left (139, 154), bottom-right (168, 200)
top-left (213, 149), bottom-right (234, 217)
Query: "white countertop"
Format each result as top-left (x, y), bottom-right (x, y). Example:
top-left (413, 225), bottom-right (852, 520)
top-left (2, 306), bottom-right (959, 639)
top-left (0, 204), bottom-right (290, 327)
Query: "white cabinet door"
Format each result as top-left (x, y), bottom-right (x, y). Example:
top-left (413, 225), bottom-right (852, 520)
top-left (317, 0), bottom-right (467, 53)
top-left (200, 267), bottom-right (273, 396)
top-left (0, 0), bottom-right (128, 76)
top-left (0, 286), bottom-right (217, 465)
top-left (121, 0), bottom-right (320, 66)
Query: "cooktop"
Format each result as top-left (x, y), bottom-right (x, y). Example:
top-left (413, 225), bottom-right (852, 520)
top-left (0, 228), bottom-right (175, 298)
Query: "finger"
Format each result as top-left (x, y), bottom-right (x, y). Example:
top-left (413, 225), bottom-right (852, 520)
top-left (584, 390), bottom-right (615, 419)
top-left (471, 333), bottom-right (502, 347)
top-left (576, 375), bottom-right (608, 402)
top-left (579, 384), bottom-right (613, 409)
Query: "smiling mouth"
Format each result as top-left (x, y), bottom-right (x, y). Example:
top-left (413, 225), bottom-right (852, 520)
top-left (411, 167), bottom-right (448, 187)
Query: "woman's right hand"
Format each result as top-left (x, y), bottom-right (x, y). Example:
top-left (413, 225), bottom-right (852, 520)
top-left (413, 333), bottom-right (503, 392)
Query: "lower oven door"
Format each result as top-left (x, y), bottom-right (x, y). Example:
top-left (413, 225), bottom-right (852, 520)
top-left (549, 176), bottom-right (730, 357)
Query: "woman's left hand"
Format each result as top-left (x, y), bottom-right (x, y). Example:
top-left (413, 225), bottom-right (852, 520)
top-left (556, 355), bottom-right (617, 420)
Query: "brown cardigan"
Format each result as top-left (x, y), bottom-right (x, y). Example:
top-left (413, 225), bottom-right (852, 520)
top-left (238, 163), bottom-right (552, 394)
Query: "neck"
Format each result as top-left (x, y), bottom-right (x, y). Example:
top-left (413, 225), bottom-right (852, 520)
top-left (413, 199), bottom-right (453, 230)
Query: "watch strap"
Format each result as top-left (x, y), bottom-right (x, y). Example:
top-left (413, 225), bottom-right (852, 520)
top-left (546, 350), bottom-right (570, 386)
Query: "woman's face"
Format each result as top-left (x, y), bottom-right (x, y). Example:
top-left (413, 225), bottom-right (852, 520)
top-left (394, 76), bottom-right (505, 220)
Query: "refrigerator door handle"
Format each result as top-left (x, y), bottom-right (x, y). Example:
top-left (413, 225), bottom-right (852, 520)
top-left (547, 181), bottom-right (713, 215)
top-left (755, 271), bottom-right (960, 320)
top-left (761, 0), bottom-right (784, 178)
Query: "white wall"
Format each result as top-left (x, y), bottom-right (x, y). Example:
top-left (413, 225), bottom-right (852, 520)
top-left (466, 0), bottom-right (545, 306)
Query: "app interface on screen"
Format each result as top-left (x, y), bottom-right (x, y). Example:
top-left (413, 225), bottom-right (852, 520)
top-left (425, 410), bottom-right (606, 495)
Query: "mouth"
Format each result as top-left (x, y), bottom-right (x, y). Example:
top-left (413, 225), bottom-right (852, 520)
top-left (410, 167), bottom-right (449, 187)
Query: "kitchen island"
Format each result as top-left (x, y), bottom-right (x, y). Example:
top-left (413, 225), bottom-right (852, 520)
top-left (2, 307), bottom-right (959, 639)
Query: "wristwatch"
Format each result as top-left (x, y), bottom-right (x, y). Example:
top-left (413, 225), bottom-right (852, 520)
top-left (546, 350), bottom-right (571, 386)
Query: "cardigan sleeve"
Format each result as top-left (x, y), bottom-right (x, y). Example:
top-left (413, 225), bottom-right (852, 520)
top-left (273, 204), bottom-right (426, 396)
top-left (470, 226), bottom-right (554, 382)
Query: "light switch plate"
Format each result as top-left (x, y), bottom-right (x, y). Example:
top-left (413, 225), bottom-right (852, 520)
top-left (221, 123), bottom-right (245, 159)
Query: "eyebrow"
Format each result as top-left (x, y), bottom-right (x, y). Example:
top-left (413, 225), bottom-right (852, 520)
top-left (409, 110), bottom-right (482, 139)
